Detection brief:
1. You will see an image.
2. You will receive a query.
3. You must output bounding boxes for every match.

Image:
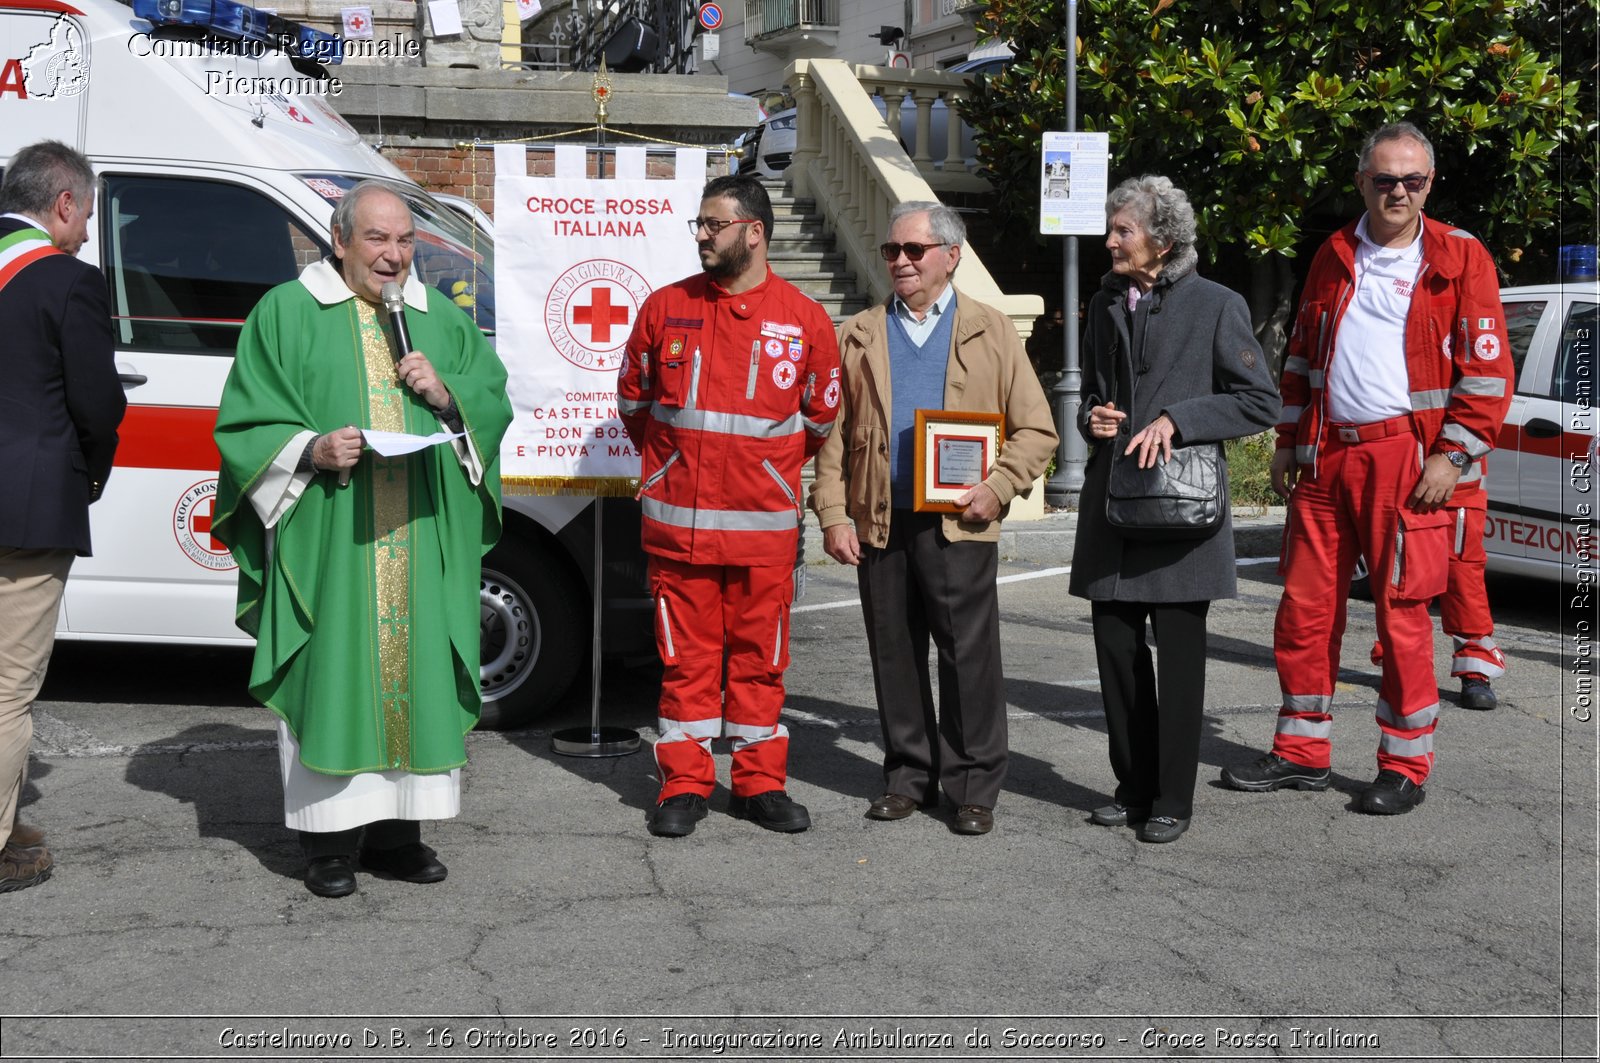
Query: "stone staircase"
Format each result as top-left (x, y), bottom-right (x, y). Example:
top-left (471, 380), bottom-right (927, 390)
top-left (763, 181), bottom-right (871, 324)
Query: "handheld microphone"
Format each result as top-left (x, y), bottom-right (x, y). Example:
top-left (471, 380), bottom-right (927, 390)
top-left (380, 281), bottom-right (412, 364)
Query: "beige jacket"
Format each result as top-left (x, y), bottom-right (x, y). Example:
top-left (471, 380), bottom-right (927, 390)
top-left (809, 290), bottom-right (1057, 546)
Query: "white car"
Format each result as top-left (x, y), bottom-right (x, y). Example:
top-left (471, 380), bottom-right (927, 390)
top-left (1490, 282), bottom-right (1597, 583)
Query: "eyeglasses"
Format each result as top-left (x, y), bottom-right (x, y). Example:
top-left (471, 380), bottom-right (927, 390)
top-left (688, 217), bottom-right (756, 236)
top-left (1365, 172), bottom-right (1429, 194)
top-left (879, 241), bottom-right (949, 262)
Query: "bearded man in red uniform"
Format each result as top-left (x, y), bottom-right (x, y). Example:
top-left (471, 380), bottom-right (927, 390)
top-left (1222, 122), bottom-right (1513, 815)
top-left (617, 175), bottom-right (841, 837)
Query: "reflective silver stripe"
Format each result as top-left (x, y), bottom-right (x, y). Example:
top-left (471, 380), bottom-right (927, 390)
top-left (1308, 369), bottom-right (1325, 388)
top-left (1378, 732), bottom-right (1433, 758)
top-left (803, 416), bottom-right (834, 438)
top-left (772, 612), bottom-right (784, 667)
top-left (745, 340), bottom-right (760, 400)
top-left (1452, 376), bottom-right (1507, 397)
top-left (726, 722), bottom-right (789, 750)
top-left (1456, 463), bottom-right (1483, 484)
top-left (652, 404), bottom-right (803, 439)
top-left (1375, 698), bottom-right (1439, 730)
top-left (1283, 356), bottom-right (1310, 377)
top-left (1440, 421), bottom-right (1492, 458)
top-left (1295, 445), bottom-right (1316, 464)
top-left (1410, 388), bottom-right (1450, 411)
top-left (1280, 404), bottom-right (1304, 423)
top-left (659, 716), bottom-right (721, 740)
top-left (724, 720), bottom-right (779, 740)
top-left (1455, 507), bottom-right (1466, 555)
top-left (641, 497), bottom-right (800, 531)
top-left (1275, 716), bottom-right (1332, 739)
top-left (1284, 693), bottom-right (1333, 714)
top-left (688, 347), bottom-right (702, 408)
top-left (1451, 651), bottom-right (1506, 678)
top-left (618, 396), bottom-right (650, 415)
top-left (657, 595), bottom-right (676, 658)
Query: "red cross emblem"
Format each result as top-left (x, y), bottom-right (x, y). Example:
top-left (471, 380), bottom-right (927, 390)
top-left (347, 13), bottom-right (367, 30)
top-left (192, 497), bottom-right (214, 548)
top-left (572, 286), bottom-right (631, 344)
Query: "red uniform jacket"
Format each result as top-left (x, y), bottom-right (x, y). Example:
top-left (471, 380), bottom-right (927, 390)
top-left (1277, 215), bottom-right (1514, 507)
top-left (618, 267), bottom-right (841, 566)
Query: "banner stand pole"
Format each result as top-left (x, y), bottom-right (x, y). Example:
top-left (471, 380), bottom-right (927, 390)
top-left (552, 493), bottom-right (641, 757)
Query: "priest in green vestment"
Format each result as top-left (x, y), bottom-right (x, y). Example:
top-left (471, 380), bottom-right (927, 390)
top-left (213, 182), bottom-right (512, 898)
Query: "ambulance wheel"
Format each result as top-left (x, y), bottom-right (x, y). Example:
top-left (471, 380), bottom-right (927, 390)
top-left (1350, 556), bottom-right (1373, 600)
top-left (479, 542), bottom-right (584, 729)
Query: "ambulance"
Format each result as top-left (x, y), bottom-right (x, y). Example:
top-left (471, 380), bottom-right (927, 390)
top-left (0, 0), bottom-right (649, 728)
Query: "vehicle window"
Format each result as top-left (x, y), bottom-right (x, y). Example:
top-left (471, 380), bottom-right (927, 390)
top-left (1554, 301), bottom-right (1597, 404)
top-left (1502, 298), bottom-right (1546, 387)
top-left (299, 173), bottom-right (496, 335)
top-left (102, 176), bottom-right (326, 354)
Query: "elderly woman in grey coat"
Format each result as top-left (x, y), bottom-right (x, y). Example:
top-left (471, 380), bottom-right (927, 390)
top-left (1069, 175), bottom-right (1280, 843)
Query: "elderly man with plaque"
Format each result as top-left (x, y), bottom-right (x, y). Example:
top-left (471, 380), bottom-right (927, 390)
top-left (810, 200), bottom-right (1055, 835)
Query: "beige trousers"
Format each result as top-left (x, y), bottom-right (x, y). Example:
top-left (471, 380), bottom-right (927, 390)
top-left (0, 547), bottom-right (74, 850)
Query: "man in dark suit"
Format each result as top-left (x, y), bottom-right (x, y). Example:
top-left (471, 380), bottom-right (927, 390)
top-left (0, 140), bottom-right (125, 893)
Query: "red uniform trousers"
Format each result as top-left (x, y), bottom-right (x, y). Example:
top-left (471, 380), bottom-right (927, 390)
top-left (1273, 421), bottom-right (1449, 784)
top-left (1371, 505), bottom-right (1506, 681)
top-left (649, 556), bottom-right (793, 802)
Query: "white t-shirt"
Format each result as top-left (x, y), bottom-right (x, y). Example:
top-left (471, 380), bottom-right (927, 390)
top-left (1325, 214), bottom-right (1423, 425)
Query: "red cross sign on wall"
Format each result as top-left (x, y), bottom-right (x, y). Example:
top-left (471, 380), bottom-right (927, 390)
top-left (571, 286), bottom-right (631, 344)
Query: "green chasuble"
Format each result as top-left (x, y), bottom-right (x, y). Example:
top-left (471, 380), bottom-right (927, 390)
top-left (214, 266), bottom-right (512, 776)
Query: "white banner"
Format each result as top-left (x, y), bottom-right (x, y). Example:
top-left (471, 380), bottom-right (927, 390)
top-left (495, 151), bottom-right (706, 493)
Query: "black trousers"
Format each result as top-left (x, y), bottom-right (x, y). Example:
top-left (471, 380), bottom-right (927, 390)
top-left (1090, 599), bottom-right (1211, 820)
top-left (298, 819), bottom-right (420, 859)
top-left (858, 510), bottom-right (1006, 808)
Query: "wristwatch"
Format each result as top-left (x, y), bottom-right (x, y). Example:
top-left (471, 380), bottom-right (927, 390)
top-left (1443, 449), bottom-right (1471, 469)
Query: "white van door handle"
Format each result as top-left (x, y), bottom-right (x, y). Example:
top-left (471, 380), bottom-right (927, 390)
top-left (118, 371), bottom-right (149, 387)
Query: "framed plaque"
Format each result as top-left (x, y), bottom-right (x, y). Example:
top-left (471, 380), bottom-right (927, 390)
top-left (913, 409), bottom-right (1005, 513)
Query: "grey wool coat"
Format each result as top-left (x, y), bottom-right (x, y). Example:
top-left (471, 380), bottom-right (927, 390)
top-left (1068, 248), bottom-right (1281, 603)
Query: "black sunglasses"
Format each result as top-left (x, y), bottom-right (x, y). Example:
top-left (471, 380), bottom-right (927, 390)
top-left (879, 241), bottom-right (949, 262)
top-left (1365, 172), bottom-right (1429, 194)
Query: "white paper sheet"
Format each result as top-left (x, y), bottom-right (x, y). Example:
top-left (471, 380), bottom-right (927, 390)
top-left (362, 429), bottom-right (466, 456)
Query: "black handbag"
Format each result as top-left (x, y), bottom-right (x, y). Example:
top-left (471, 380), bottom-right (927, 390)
top-left (1104, 440), bottom-right (1224, 539)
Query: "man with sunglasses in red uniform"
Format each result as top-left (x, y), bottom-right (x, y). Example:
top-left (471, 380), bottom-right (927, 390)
top-left (619, 175), bottom-right (840, 837)
top-left (1222, 122), bottom-right (1513, 814)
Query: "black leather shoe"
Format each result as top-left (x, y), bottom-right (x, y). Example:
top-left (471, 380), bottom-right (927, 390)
top-left (1089, 802), bottom-right (1150, 827)
top-left (730, 790), bottom-right (811, 833)
top-left (1460, 676), bottom-right (1497, 710)
top-left (648, 793), bottom-right (709, 837)
top-left (1137, 816), bottom-right (1190, 843)
top-left (952, 805), bottom-right (993, 835)
top-left (867, 794), bottom-right (921, 821)
top-left (304, 855), bottom-right (357, 897)
top-left (1221, 753), bottom-right (1331, 792)
top-left (1360, 770), bottom-right (1426, 815)
top-left (359, 842), bottom-right (448, 883)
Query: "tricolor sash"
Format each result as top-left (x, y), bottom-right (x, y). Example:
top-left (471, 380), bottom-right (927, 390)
top-left (0, 226), bottom-right (63, 295)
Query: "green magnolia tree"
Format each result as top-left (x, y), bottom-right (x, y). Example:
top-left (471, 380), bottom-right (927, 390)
top-left (961, 0), bottom-right (1591, 362)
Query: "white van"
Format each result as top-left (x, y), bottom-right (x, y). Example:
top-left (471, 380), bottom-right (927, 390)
top-left (1, 0), bottom-right (649, 727)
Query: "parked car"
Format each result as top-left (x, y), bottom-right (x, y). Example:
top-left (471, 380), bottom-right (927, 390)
top-left (1351, 280), bottom-right (1597, 596)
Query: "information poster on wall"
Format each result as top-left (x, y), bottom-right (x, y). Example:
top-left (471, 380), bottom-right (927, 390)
top-left (1038, 131), bottom-right (1110, 235)
top-left (495, 149), bottom-right (705, 494)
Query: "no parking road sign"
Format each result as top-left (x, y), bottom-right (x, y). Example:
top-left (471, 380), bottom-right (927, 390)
top-left (697, 2), bottom-right (722, 30)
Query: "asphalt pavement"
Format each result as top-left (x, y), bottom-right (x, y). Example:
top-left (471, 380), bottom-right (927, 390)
top-left (2, 507), bottom-right (1595, 1062)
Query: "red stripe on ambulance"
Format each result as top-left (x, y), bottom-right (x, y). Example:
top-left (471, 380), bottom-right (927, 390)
top-left (115, 405), bottom-right (220, 471)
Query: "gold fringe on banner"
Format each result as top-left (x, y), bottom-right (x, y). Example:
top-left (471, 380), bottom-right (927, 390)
top-left (503, 476), bottom-right (640, 498)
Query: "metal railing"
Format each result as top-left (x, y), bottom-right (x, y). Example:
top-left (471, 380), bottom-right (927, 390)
top-left (549, 0), bottom-right (700, 73)
top-left (744, 0), bottom-right (838, 41)
top-left (785, 57), bottom-right (1041, 337)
